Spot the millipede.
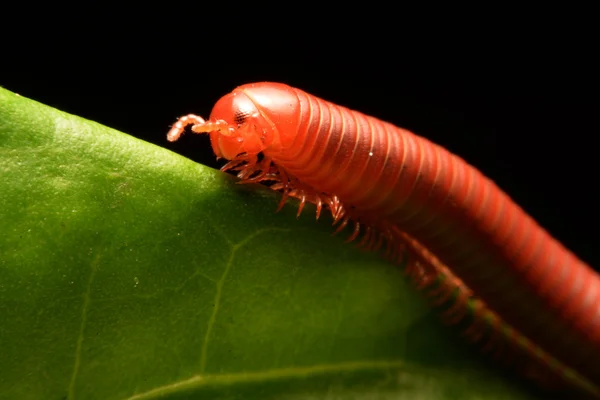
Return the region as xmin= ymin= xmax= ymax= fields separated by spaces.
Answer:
xmin=167 ymin=82 xmax=600 ymax=398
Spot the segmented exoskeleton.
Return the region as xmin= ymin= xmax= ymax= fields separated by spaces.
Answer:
xmin=167 ymin=82 xmax=600 ymax=398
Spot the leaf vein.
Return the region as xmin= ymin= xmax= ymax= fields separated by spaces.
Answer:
xmin=124 ymin=359 xmax=406 ymax=400
xmin=199 ymin=227 xmax=291 ymax=372
xmin=67 ymin=253 xmax=101 ymax=400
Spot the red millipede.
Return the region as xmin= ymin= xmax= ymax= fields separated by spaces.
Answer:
xmin=167 ymin=82 xmax=600 ymax=398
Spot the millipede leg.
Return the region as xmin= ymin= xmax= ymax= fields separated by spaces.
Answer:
xmin=297 ymin=193 xmax=307 ymax=218
xmin=345 ymin=222 xmax=361 ymax=243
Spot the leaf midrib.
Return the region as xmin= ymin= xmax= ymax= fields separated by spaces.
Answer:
xmin=125 ymin=359 xmax=408 ymax=400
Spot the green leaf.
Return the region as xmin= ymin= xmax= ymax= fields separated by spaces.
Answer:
xmin=0 ymin=87 xmax=540 ymax=400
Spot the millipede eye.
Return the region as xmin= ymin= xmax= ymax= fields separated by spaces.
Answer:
xmin=233 ymin=109 xmax=252 ymax=125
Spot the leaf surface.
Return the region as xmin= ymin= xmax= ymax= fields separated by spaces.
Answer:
xmin=0 ymin=88 xmax=539 ymax=399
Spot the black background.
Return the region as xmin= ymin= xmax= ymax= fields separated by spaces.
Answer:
xmin=2 ymin=13 xmax=598 ymax=272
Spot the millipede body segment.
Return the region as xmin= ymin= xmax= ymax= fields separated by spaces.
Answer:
xmin=167 ymin=82 xmax=600 ymax=398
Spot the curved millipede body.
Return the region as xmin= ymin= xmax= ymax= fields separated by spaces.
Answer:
xmin=167 ymin=82 xmax=600 ymax=398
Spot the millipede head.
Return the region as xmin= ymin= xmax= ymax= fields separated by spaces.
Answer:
xmin=168 ymin=82 xmax=305 ymax=163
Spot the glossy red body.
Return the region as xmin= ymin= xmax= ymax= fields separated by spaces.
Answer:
xmin=175 ymin=82 xmax=600 ymax=394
